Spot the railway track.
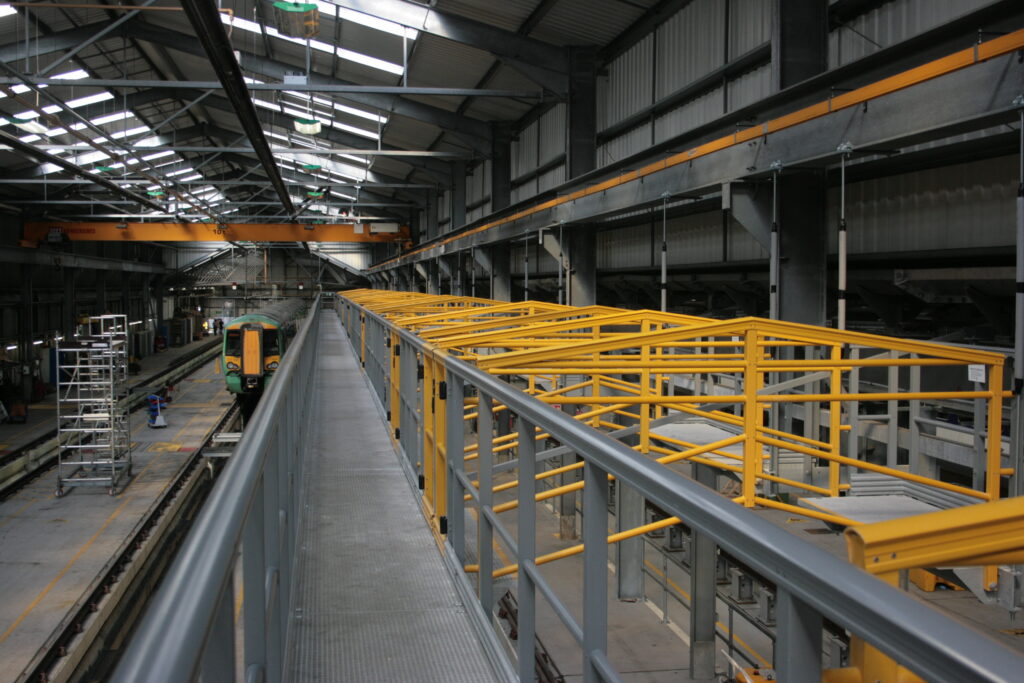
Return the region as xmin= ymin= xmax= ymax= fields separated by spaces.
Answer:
xmin=15 ymin=397 xmax=242 ymax=683
xmin=0 ymin=339 xmax=221 ymax=500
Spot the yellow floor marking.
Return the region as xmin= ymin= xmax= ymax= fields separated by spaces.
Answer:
xmin=190 ymin=379 xmax=212 ymax=384
xmin=0 ymin=497 xmax=40 ymax=530
xmin=643 ymin=559 xmax=770 ymax=668
xmin=147 ymin=442 xmax=182 ymax=453
xmin=0 ymin=494 xmax=137 ymax=644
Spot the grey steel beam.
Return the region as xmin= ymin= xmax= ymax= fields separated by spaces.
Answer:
xmin=373 ymin=52 xmax=1023 ymax=269
xmin=0 ymin=23 xmax=101 ymax=65
xmin=0 ymin=179 xmax=434 ymax=188
xmin=328 ymin=0 xmax=568 ymax=74
xmin=0 ymin=128 xmax=167 ymax=212
xmin=37 ymin=0 xmax=159 ymax=77
xmin=5 ymin=199 xmax=413 ymax=207
xmin=0 ymin=245 xmax=166 ymax=273
xmin=125 ymin=21 xmax=493 ymax=153
xmin=180 ymin=0 xmax=294 ymax=216
xmin=771 ymin=0 xmax=829 ymax=90
xmin=0 ymin=77 xmax=544 ymax=99
xmin=22 ymin=144 xmax=472 ymax=158
xmin=491 ymin=123 xmax=512 ymax=212
xmin=566 ymin=47 xmax=597 ymax=179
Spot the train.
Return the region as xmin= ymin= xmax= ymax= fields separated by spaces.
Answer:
xmin=221 ymin=299 xmax=305 ymax=395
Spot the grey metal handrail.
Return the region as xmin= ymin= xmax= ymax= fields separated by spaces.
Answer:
xmin=113 ymin=296 xmax=321 ymax=683
xmin=350 ymin=299 xmax=1024 ymax=683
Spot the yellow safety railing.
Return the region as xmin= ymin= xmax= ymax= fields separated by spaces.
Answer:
xmin=342 ymin=289 xmax=1013 ymax=589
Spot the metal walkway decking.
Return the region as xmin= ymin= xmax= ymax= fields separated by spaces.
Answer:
xmin=284 ymin=313 xmax=500 ymax=682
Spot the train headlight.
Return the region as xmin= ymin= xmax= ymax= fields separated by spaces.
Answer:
xmin=266 ymin=361 xmax=279 ymax=371
xmin=226 ymin=361 xmax=239 ymax=371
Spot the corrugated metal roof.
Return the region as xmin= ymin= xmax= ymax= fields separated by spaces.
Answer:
xmin=529 ymin=0 xmax=655 ymax=46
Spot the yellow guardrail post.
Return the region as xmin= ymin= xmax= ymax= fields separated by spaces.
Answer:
xmin=742 ymin=327 xmax=760 ymax=507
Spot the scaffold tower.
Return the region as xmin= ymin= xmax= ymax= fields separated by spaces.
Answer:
xmin=55 ymin=314 xmax=132 ymax=496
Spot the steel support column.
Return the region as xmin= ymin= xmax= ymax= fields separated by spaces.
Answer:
xmin=775 ymin=588 xmax=823 ymax=682
xmin=771 ymin=0 xmax=828 ymax=91
xmin=451 ymin=161 xmax=467 ymax=233
xmin=490 ymin=245 xmax=512 ymax=302
xmin=491 ymin=123 xmax=512 ymax=212
xmin=777 ymin=172 xmax=827 ymax=325
xmin=567 ymin=47 xmax=597 ymax=179
xmin=569 ymin=228 xmax=597 ymax=306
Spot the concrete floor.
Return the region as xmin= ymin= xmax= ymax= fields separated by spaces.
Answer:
xmin=0 ymin=355 xmax=232 ymax=680
xmin=0 ymin=336 xmax=218 ymax=458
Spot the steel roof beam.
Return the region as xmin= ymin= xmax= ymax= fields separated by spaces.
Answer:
xmin=180 ymin=0 xmax=295 ymax=216
xmin=328 ymin=0 xmax=568 ymax=74
xmin=0 ymin=245 xmax=166 ymax=273
xmin=126 ymin=21 xmax=494 ymax=153
xmin=0 ymin=77 xmax=544 ymax=99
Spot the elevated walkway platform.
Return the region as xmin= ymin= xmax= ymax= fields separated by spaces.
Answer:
xmin=284 ymin=313 xmax=501 ymax=682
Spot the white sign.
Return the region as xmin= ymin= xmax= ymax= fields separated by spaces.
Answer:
xmin=967 ymin=364 xmax=986 ymax=384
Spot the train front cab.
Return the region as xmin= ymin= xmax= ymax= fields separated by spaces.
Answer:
xmin=224 ymin=321 xmax=282 ymax=393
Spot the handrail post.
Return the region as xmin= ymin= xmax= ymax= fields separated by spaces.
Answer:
xmin=742 ymin=328 xmax=759 ymax=506
xmin=446 ymin=371 xmax=466 ymax=562
xmin=582 ymin=458 xmax=609 ymax=683
xmin=517 ymin=415 xmax=538 ymax=683
xmin=775 ymin=587 xmax=822 ymax=682
xmin=478 ymin=393 xmax=495 ymax=614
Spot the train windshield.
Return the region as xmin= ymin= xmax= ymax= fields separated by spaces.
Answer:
xmin=225 ymin=330 xmax=241 ymax=356
xmin=263 ymin=329 xmax=279 ymax=355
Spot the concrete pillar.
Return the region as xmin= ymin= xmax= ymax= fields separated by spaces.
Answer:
xmin=567 ymin=47 xmax=597 ymax=179
xmin=491 ymin=123 xmax=512 ymax=212
xmin=778 ymin=172 xmax=827 ymax=326
xmin=489 ymin=245 xmax=512 ymax=302
xmin=451 ymin=161 xmax=467 ymax=232
xmin=771 ymin=0 xmax=828 ymax=91
xmin=569 ymin=228 xmax=597 ymax=306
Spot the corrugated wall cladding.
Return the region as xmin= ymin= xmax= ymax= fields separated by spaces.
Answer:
xmin=163 ymin=243 xmax=222 ymax=270
xmin=538 ymin=104 xmax=567 ymax=166
xmin=728 ymin=0 xmax=772 ymax=58
xmin=726 ymin=63 xmax=771 ymax=111
xmin=466 ymin=160 xmax=491 ymax=205
xmin=655 ymin=0 xmax=726 ymax=99
xmin=512 ymin=121 xmax=538 ymax=179
xmin=537 ymin=165 xmax=566 ymax=193
xmin=653 ymin=88 xmax=722 ymax=144
xmin=510 ymin=243 xmax=558 ymax=275
xmin=438 ymin=189 xmax=451 ymax=222
xmin=598 ymin=123 xmax=651 ymax=167
xmin=598 ymin=212 xmax=769 ymax=270
xmin=827 ymin=155 xmax=1017 ymax=254
xmin=828 ymin=0 xmax=992 ymax=67
xmin=511 ymin=178 xmax=538 ymax=205
xmin=599 ymin=35 xmax=654 ymax=129
xmin=330 ymin=251 xmax=372 ymax=271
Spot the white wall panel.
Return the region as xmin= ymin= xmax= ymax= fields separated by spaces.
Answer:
xmin=655 ymin=0 xmax=725 ymax=99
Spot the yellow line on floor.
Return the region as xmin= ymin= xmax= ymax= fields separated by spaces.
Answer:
xmin=0 ymin=497 xmax=40 ymax=530
xmin=643 ymin=559 xmax=770 ymax=668
xmin=0 ymin=494 xmax=136 ymax=644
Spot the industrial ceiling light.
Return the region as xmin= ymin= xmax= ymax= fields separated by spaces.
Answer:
xmin=147 ymin=189 xmax=166 ymax=198
xmin=302 ymin=163 xmax=322 ymax=171
xmin=272 ymin=1 xmax=319 ymax=39
xmin=2 ymin=115 xmax=49 ymax=135
xmin=306 ymin=190 xmax=324 ymax=199
xmin=95 ymin=165 xmax=116 ymax=173
xmin=294 ymin=117 xmax=321 ymax=135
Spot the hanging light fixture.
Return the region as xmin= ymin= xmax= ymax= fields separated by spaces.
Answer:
xmin=294 ymin=117 xmax=321 ymax=135
xmin=3 ymin=115 xmax=48 ymax=135
xmin=272 ymin=1 xmax=319 ymax=38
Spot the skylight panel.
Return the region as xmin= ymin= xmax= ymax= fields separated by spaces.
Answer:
xmin=222 ymin=13 xmax=404 ymax=76
xmin=178 ymin=173 xmax=203 ymax=182
xmin=141 ymin=150 xmax=174 ymax=161
xmin=0 ymin=6 xmax=18 ymax=18
xmin=89 ymin=111 xmax=133 ymax=126
xmin=165 ymin=167 xmax=195 ymax=177
xmin=63 ymin=91 xmax=115 ymax=109
xmin=53 ymin=69 xmax=89 ymax=81
xmin=134 ymin=135 xmax=163 ymax=147
xmin=321 ymin=2 xmax=419 ymax=40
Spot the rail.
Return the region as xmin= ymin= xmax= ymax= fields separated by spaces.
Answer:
xmin=341 ymin=289 xmax=1023 ymax=682
xmin=111 ymin=295 xmax=321 ymax=683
